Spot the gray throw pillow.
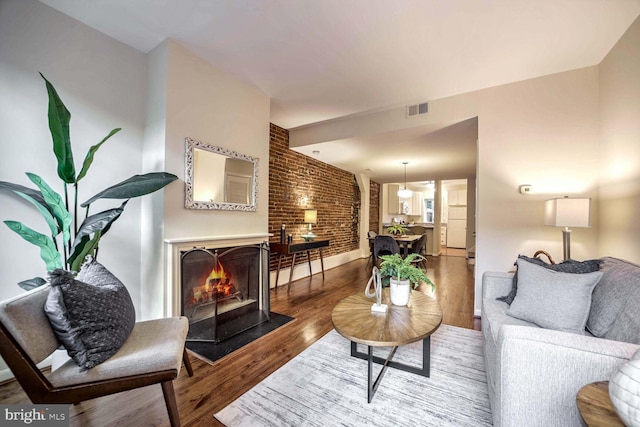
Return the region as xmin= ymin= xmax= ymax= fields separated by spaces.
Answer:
xmin=506 ymin=259 xmax=603 ymax=335
xmin=497 ymin=255 xmax=602 ymax=305
xmin=44 ymin=258 xmax=135 ymax=370
xmin=587 ymin=257 xmax=640 ymax=343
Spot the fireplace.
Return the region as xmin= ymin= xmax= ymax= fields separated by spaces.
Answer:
xmin=180 ymin=242 xmax=270 ymax=342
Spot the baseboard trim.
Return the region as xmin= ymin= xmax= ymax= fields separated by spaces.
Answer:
xmin=269 ymin=250 xmax=361 ymax=288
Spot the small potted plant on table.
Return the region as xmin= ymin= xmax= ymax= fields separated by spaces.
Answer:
xmin=386 ymin=224 xmax=408 ymax=236
xmin=378 ymin=253 xmax=434 ymax=306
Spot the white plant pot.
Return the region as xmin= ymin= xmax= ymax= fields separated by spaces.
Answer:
xmin=390 ymin=278 xmax=411 ymax=306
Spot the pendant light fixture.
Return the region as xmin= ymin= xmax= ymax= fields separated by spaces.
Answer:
xmin=397 ymin=162 xmax=413 ymax=198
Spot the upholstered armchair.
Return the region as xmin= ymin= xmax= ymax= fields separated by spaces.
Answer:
xmin=0 ymin=285 xmax=193 ymax=427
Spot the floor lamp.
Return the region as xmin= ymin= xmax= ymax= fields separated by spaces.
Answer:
xmin=544 ymin=197 xmax=591 ymax=261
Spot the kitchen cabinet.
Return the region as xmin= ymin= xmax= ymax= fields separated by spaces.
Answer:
xmin=388 ymin=184 xmax=400 ymax=213
xmin=399 ymin=191 xmax=422 ymax=215
xmin=411 ymin=192 xmax=423 ymax=216
xmin=388 ymin=186 xmax=423 ymax=215
xmin=447 ymin=189 xmax=467 ymax=206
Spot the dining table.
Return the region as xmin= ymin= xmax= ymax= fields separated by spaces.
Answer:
xmin=370 ymin=234 xmax=421 ymax=257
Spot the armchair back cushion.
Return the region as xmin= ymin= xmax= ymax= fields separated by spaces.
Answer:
xmin=0 ymin=285 xmax=58 ymax=364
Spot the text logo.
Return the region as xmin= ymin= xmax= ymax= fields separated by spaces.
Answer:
xmin=1 ymin=405 xmax=68 ymax=426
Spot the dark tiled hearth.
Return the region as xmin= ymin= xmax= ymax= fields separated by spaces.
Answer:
xmin=186 ymin=312 xmax=294 ymax=364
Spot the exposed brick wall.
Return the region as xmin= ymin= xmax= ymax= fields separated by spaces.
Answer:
xmin=369 ymin=180 xmax=380 ymax=234
xmin=269 ymin=123 xmax=360 ymax=271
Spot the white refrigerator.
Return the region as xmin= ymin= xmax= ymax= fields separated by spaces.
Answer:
xmin=447 ymin=206 xmax=467 ymax=248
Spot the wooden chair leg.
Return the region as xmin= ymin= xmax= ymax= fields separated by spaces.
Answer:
xmin=161 ymin=381 xmax=181 ymax=427
xmin=183 ymin=348 xmax=194 ymax=377
xmin=365 ymin=253 xmax=373 ymax=270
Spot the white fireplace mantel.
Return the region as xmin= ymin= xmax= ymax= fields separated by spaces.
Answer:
xmin=164 ymin=233 xmax=272 ymax=317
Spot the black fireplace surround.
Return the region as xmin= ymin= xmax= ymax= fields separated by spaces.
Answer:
xmin=180 ymin=242 xmax=270 ymax=342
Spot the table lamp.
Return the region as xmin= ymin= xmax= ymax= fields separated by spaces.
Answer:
xmin=302 ymin=209 xmax=317 ymax=241
xmin=544 ymin=197 xmax=591 ymax=260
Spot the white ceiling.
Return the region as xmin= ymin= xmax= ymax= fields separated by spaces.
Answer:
xmin=39 ymin=0 xmax=640 ymax=184
xmin=295 ymin=117 xmax=478 ymax=184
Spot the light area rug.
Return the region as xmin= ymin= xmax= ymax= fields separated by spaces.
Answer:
xmin=215 ymin=324 xmax=492 ymax=426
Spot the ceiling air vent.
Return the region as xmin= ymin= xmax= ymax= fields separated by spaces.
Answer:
xmin=406 ymin=102 xmax=429 ymax=118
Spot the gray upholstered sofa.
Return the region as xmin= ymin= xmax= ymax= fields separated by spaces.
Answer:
xmin=482 ymin=257 xmax=640 ymax=427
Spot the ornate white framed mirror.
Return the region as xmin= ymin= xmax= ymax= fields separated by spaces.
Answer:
xmin=184 ymin=137 xmax=258 ymax=211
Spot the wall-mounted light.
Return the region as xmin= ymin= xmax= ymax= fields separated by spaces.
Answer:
xmin=397 ymin=162 xmax=413 ymax=198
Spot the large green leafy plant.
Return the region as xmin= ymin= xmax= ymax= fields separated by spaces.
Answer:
xmin=1 ymin=74 xmax=177 ymax=290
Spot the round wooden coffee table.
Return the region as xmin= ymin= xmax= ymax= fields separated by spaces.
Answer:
xmin=331 ymin=288 xmax=443 ymax=402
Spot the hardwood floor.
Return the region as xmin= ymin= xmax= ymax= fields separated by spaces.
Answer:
xmin=0 ymin=255 xmax=478 ymax=426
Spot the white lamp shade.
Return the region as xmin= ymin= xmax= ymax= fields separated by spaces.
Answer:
xmin=398 ymin=188 xmax=413 ymax=198
xmin=544 ymin=198 xmax=591 ymax=228
xmin=304 ymin=209 xmax=317 ymax=224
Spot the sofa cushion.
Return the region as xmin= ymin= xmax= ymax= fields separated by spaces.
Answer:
xmin=44 ymin=258 xmax=136 ymax=370
xmin=497 ymin=255 xmax=602 ymax=305
xmin=587 ymin=257 xmax=640 ymax=344
xmin=506 ymin=259 xmax=603 ymax=335
xmin=483 ymin=298 xmax=538 ymax=345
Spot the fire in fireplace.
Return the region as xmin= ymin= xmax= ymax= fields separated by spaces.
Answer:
xmin=180 ymin=242 xmax=270 ymax=342
xmin=186 ymin=263 xmax=242 ymax=319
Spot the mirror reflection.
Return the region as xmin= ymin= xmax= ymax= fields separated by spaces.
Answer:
xmin=185 ymin=138 xmax=258 ymax=211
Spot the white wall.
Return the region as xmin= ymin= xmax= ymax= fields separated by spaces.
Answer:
xmin=355 ymin=173 xmax=371 ymax=259
xmin=290 ymin=66 xmax=602 ymax=316
xmin=474 ymin=68 xmax=600 ymax=314
xmin=138 ymin=41 xmax=271 ymax=318
xmin=140 ymin=40 xmax=169 ymax=320
xmin=0 ymin=0 xmax=146 ymax=377
xmin=0 ymin=0 xmax=147 ymax=307
xmin=163 ymin=41 xmax=270 ymax=240
xmin=599 ymin=15 xmax=640 ymax=261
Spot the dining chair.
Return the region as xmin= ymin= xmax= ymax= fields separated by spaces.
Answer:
xmin=373 ymin=235 xmax=400 ymax=267
xmin=408 ymin=225 xmax=427 ymax=235
xmin=410 ymin=234 xmax=428 ymax=269
xmin=0 ymin=285 xmax=193 ymax=427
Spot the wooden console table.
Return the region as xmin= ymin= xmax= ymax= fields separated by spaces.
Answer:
xmin=271 ymin=239 xmax=329 ymax=291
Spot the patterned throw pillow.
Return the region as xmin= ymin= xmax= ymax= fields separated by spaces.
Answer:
xmin=497 ymin=255 xmax=602 ymax=305
xmin=44 ymin=257 xmax=135 ymax=370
